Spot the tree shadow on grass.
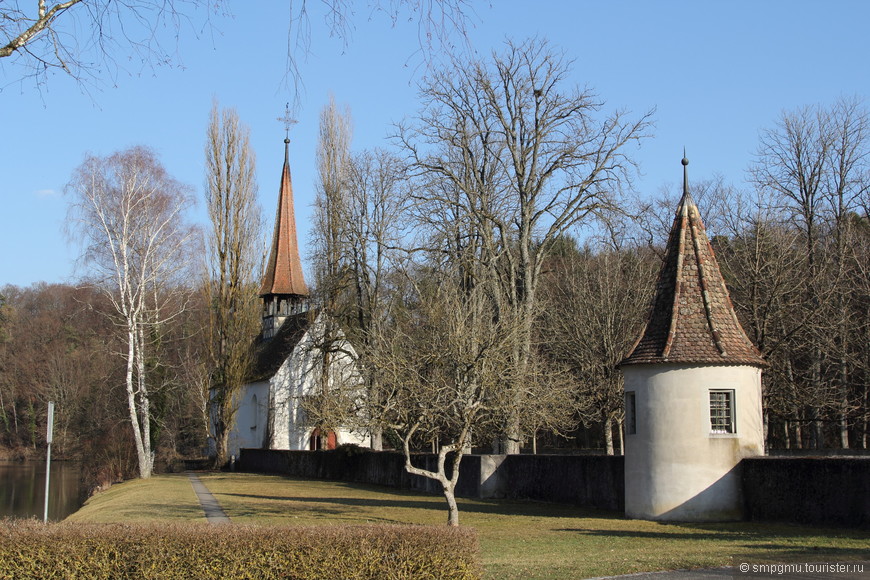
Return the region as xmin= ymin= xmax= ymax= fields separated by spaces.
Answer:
xmin=222 ymin=500 xmax=410 ymax=525
xmin=212 ymin=474 xmax=626 ymax=518
xmin=83 ymin=501 xmax=207 ymax=522
xmin=220 ymin=493 xmax=442 ymax=512
xmin=556 ymin=523 xmax=870 ymax=550
xmin=219 ymin=493 xmax=481 ymax=524
xmin=552 ymin=527 xmax=870 ymax=573
xmin=217 ymin=489 xmax=627 ymax=522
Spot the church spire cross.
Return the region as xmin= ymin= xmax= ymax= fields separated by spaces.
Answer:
xmin=278 ymin=103 xmax=297 ymax=143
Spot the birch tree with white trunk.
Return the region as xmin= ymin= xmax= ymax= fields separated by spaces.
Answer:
xmin=66 ymin=146 xmax=196 ymax=478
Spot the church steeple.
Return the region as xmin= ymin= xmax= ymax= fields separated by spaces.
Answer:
xmin=620 ymin=155 xmax=765 ymax=367
xmin=260 ymin=109 xmax=309 ymax=339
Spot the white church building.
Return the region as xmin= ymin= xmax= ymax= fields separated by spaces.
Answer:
xmin=221 ymin=132 xmax=370 ymax=459
xmin=619 ymin=156 xmax=767 ymax=521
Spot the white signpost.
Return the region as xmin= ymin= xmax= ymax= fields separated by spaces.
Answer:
xmin=43 ymin=401 xmax=54 ymax=523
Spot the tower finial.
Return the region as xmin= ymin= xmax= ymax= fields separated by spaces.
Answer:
xmin=278 ymin=102 xmax=297 ymax=144
xmin=681 ymin=149 xmax=689 ymax=198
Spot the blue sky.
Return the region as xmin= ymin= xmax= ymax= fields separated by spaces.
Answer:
xmin=2 ymin=0 xmax=869 ymax=288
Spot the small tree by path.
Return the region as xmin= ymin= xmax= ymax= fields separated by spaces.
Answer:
xmin=377 ymin=276 xmax=517 ymax=527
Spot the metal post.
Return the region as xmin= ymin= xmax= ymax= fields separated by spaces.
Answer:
xmin=43 ymin=401 xmax=54 ymax=523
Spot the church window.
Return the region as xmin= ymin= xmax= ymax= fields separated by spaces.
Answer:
xmin=625 ymin=392 xmax=637 ymax=435
xmin=709 ymin=390 xmax=735 ymax=434
xmin=250 ymin=394 xmax=258 ymax=431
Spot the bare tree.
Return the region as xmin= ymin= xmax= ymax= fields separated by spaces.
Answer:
xmin=851 ymin=216 xmax=870 ymax=448
xmin=497 ymin=347 xmax=577 ymax=455
xmin=0 ymin=292 xmax=7 ymax=344
xmin=539 ymin=236 xmax=656 ymax=455
xmin=398 ymin=37 xmax=652 ymax=453
xmin=751 ymin=103 xmax=831 ymax=449
xmin=284 ymin=0 xmax=474 ymax=102
xmin=1 ymin=0 xmax=217 ymax=89
xmin=305 ymin=95 xmax=355 ymax=448
xmin=341 ymin=148 xmax=409 ymax=449
xmin=377 ymin=271 xmax=516 ymax=527
xmin=204 ymin=102 xmax=263 ymax=467
xmin=3 ymin=1 xmax=476 ymax=95
xmin=704 ymin=186 xmax=809 ymax=448
xmin=308 ymin=93 xmax=414 ymax=451
xmin=312 ymin=94 xmax=352 ymax=314
xmin=749 ymin=98 xmax=870 ymax=448
xmin=65 ymin=146 xmax=196 ymax=478
xmin=822 ymin=97 xmax=870 ymax=448
xmin=0 ymin=0 xmax=480 ymax=115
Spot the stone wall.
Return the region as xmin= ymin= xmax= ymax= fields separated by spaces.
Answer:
xmin=742 ymin=456 xmax=870 ymax=528
xmin=239 ymin=449 xmax=869 ymax=527
xmin=239 ymin=448 xmax=623 ymax=510
xmin=499 ymin=454 xmax=624 ymax=510
xmin=239 ymin=447 xmax=480 ymax=496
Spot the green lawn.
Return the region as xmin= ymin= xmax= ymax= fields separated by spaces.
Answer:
xmin=69 ymin=472 xmax=870 ymax=579
xmin=65 ymin=473 xmax=207 ymax=524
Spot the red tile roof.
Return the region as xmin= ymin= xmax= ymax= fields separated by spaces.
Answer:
xmin=260 ymin=139 xmax=309 ymax=298
xmin=620 ymin=159 xmax=766 ymax=368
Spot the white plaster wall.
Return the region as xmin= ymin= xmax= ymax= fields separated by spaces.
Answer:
xmin=335 ymin=426 xmax=370 ymax=448
xmin=268 ymin=312 xmax=371 ymax=451
xmin=225 ymin=381 xmax=270 ymax=460
xmin=623 ymin=363 xmax=764 ymax=521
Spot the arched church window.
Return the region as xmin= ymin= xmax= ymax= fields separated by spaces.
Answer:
xmin=250 ymin=394 xmax=258 ymax=432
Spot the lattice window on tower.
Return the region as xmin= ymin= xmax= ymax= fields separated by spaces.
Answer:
xmin=709 ymin=390 xmax=735 ymax=434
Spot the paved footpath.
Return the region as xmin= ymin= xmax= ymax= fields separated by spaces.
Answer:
xmin=186 ymin=471 xmax=230 ymax=524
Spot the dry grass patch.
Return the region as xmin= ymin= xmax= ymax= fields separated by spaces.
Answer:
xmin=65 ymin=473 xmax=205 ymax=523
xmin=203 ymin=473 xmax=447 ymax=526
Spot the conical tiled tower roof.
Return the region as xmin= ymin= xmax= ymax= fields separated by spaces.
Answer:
xmin=260 ymin=138 xmax=308 ymax=298
xmin=620 ymin=157 xmax=765 ymax=367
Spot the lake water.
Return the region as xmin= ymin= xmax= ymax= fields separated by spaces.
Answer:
xmin=0 ymin=461 xmax=84 ymax=521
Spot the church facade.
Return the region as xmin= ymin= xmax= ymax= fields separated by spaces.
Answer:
xmin=220 ymin=132 xmax=369 ymax=460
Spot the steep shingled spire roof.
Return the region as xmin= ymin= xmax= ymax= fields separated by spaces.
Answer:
xmin=619 ymin=156 xmax=765 ymax=367
xmin=259 ymin=136 xmax=308 ymax=298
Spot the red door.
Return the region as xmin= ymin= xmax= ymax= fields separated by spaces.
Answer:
xmin=309 ymin=428 xmax=338 ymax=450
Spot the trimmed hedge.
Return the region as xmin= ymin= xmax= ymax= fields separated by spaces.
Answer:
xmin=0 ymin=520 xmax=481 ymax=579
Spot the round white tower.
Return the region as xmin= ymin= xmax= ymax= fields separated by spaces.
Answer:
xmin=619 ymin=156 xmax=766 ymax=521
